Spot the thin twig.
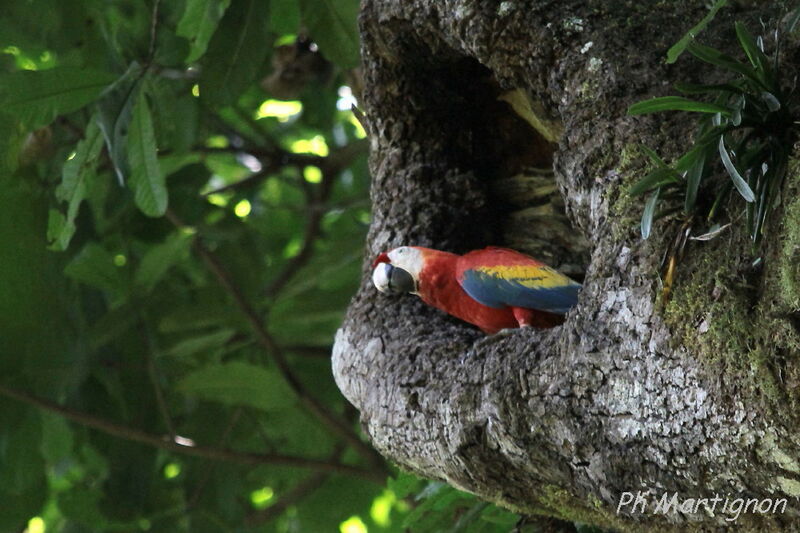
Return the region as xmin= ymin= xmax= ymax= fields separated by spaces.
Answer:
xmin=146 ymin=0 xmax=162 ymax=66
xmin=0 ymin=382 xmax=384 ymax=483
xmin=137 ymin=310 xmax=177 ymax=439
xmin=244 ymin=444 xmax=345 ymax=527
xmin=164 ymin=210 xmax=388 ymax=474
xmin=202 ymin=168 xmax=274 ymax=196
xmin=264 ymin=200 xmax=326 ymax=297
xmin=283 ymin=345 xmax=332 ymax=358
xmin=188 ymin=408 xmax=244 ymax=509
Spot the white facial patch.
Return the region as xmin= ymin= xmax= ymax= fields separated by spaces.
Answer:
xmin=387 ymin=246 xmax=424 ymax=282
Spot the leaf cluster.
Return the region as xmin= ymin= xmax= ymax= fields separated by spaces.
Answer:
xmin=628 ymin=20 xmax=794 ymax=245
xmin=0 ymin=0 xmax=552 ymax=531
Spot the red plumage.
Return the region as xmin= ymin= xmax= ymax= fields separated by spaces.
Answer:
xmin=372 ymin=246 xmax=580 ymax=334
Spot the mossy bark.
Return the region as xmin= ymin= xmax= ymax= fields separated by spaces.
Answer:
xmin=333 ymin=1 xmax=800 ymax=531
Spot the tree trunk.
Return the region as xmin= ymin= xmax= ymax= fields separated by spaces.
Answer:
xmin=332 ymin=1 xmax=800 ymax=531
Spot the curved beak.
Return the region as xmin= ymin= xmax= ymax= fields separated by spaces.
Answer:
xmin=371 ymin=262 xmax=417 ymax=295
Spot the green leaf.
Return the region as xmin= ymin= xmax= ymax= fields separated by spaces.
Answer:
xmin=177 ymin=0 xmax=232 ymax=62
xmin=640 ymin=144 xmax=668 ymax=168
xmin=200 ymin=0 xmax=270 ymax=105
xmin=177 ymin=361 xmax=294 ymax=411
xmin=49 ymin=117 xmax=105 ymax=251
xmin=271 ymin=0 xmax=301 ymax=34
xmin=0 ymin=67 xmax=117 ymax=128
xmin=641 ymin=188 xmax=660 ymax=239
xmin=39 ymin=412 xmax=75 ymax=463
xmin=127 ymin=90 xmax=167 ymax=217
xmin=134 ymin=231 xmax=192 ymax=290
xmin=0 ymin=112 xmax=23 ymax=175
xmin=686 ymin=41 xmax=765 ymax=88
xmin=387 ymin=473 xmax=426 ymax=499
xmin=0 ymin=412 xmax=45 ymax=492
xmin=299 ymin=0 xmax=360 ymax=69
xmin=64 ymin=242 xmax=126 ymax=298
xmin=628 ymin=96 xmax=731 ymax=116
xmin=58 ymin=487 xmax=110 ymax=528
xmin=718 ymin=136 xmax=754 ymax=202
xmin=629 ymin=167 xmax=680 ymax=196
xmin=96 ymin=64 xmax=143 ymax=185
xmin=734 ymin=21 xmax=770 ymax=79
xmin=684 ymin=150 xmax=706 ymax=214
xmin=165 ymin=328 xmax=237 ymax=358
xmin=674 ymin=82 xmax=746 ymax=95
xmin=788 ymin=5 xmax=800 ymax=34
xmin=760 ymin=91 xmax=781 ymax=112
xmin=666 ymin=0 xmax=727 ymax=64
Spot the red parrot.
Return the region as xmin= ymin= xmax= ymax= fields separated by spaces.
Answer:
xmin=371 ymin=246 xmax=581 ymax=334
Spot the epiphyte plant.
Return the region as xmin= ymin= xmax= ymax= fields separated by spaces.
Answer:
xmin=627 ymin=18 xmax=794 ymax=248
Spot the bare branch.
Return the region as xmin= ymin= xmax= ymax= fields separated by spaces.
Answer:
xmin=284 ymin=345 xmax=332 ymax=358
xmin=137 ymin=310 xmax=177 ymax=439
xmin=165 ymin=209 xmax=389 ymax=475
xmin=244 ymin=445 xmax=345 ymax=527
xmin=0 ymin=383 xmax=384 ymax=483
xmin=188 ymin=408 xmax=244 ymax=509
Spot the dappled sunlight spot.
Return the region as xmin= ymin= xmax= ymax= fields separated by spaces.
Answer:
xmin=67 ymin=151 xmax=76 ymax=161
xmin=113 ymin=254 xmax=127 ymax=267
xmin=303 ymin=165 xmax=322 ymax=183
xmin=256 ymin=99 xmax=302 ymax=122
xmin=275 ymin=34 xmax=297 ymax=46
xmin=283 ymin=237 xmax=302 ymax=258
xmin=339 ymin=516 xmax=368 ymax=533
xmin=337 ymin=85 xmax=357 ymax=110
xmin=356 ymin=210 xmax=371 ymax=225
xmin=163 ymin=462 xmax=181 ymax=479
xmin=291 ymin=135 xmax=329 ymax=156
xmin=25 ymin=517 xmax=45 ymax=533
xmin=3 ymin=46 xmax=39 ymax=70
xmin=191 ymin=84 xmax=200 ymax=97
xmin=250 ymin=486 xmax=274 ymax=509
xmin=205 ymin=135 xmax=228 ymax=148
xmin=240 ymin=154 xmax=262 ymax=172
xmin=138 ymin=518 xmax=151 ymax=531
xmin=207 ymin=193 xmax=230 ymax=207
xmin=370 ymin=490 xmax=396 ymax=527
xmin=346 ymin=112 xmax=367 ymax=139
xmin=173 ymin=435 xmax=195 ymax=446
xmin=234 ymin=199 xmax=252 ymax=218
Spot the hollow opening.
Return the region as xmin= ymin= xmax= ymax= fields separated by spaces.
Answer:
xmin=422 ymin=57 xmax=590 ymax=281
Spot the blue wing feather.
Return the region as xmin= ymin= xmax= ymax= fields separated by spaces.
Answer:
xmin=459 ymin=267 xmax=581 ymax=314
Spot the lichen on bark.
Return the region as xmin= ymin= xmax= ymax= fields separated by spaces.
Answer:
xmin=333 ymin=1 xmax=800 ymax=530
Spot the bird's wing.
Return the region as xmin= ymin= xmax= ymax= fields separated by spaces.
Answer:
xmin=456 ymin=247 xmax=581 ymax=314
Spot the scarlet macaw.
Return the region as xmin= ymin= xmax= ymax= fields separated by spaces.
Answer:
xmin=371 ymin=246 xmax=581 ymax=334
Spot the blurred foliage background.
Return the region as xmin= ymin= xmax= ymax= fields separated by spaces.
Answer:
xmin=0 ymin=0 xmax=538 ymax=531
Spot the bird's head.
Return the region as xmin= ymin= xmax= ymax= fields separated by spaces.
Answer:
xmin=371 ymin=246 xmax=424 ymax=295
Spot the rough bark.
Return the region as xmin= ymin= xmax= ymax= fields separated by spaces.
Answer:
xmin=332 ymin=1 xmax=800 ymax=531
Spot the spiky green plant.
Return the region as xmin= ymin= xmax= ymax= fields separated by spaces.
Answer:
xmin=628 ymin=20 xmax=794 ymax=246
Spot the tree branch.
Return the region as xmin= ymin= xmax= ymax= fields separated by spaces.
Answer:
xmin=137 ymin=310 xmax=177 ymax=439
xmin=0 ymin=382 xmax=384 ymax=483
xmin=244 ymin=444 xmax=346 ymax=527
xmin=284 ymin=345 xmax=332 ymax=358
xmin=263 ymin=141 xmax=368 ymax=297
xmin=188 ymin=408 xmax=244 ymax=509
xmin=165 ymin=209 xmax=389 ymax=475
